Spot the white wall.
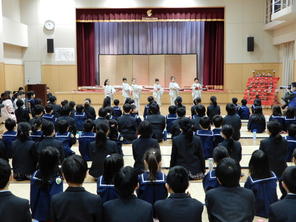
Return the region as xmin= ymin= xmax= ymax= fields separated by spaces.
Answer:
xmin=2 ymin=0 xmax=21 ymax=22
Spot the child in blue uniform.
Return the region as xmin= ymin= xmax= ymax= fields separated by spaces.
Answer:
xmin=73 ymin=104 xmax=87 ymax=131
xmin=284 ymin=107 xmax=296 ymax=131
xmin=78 ymin=119 xmax=95 ymax=161
xmin=285 ymin=124 xmax=296 ymax=162
xmin=166 ymin=105 xmax=177 ymax=134
xmin=55 ymin=119 xmax=76 ymax=157
xmin=212 ymin=115 xmax=224 ymax=147
xmin=238 ymin=99 xmax=250 ymax=120
xmin=196 ymin=116 xmax=214 ymax=159
xmin=244 ymin=150 xmax=278 ymax=218
xmin=232 ymin=97 xmax=239 ymax=113
xmin=97 ymin=154 xmax=123 ymax=203
xmin=137 ymin=149 xmax=167 ymax=204
xmin=2 ymin=118 xmax=17 ymax=158
xmin=111 ymin=99 xmax=122 ymax=120
xmin=42 ymin=104 xmax=56 ymax=123
xmin=202 ymin=146 xmax=229 ymax=191
xmin=30 ymin=117 xmax=43 ymax=142
xmin=30 ymin=146 xmax=63 ymax=222
xmin=248 ymin=106 xmax=266 ymax=133
xmin=269 ymin=105 xmax=285 ymax=130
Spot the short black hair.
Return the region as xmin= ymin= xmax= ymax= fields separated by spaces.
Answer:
xmin=288 ymin=124 xmax=296 ymax=137
xmin=232 ymin=97 xmax=238 ymax=104
xmin=199 ymin=116 xmax=211 ymax=130
xmin=216 ymin=157 xmax=241 ymax=187
xmin=168 ymin=105 xmax=177 ymax=114
xmin=45 ymin=104 xmax=53 ymax=114
xmin=76 ymin=104 xmax=84 ymax=113
xmin=147 ymin=96 xmax=154 ymax=103
xmin=69 ymin=101 xmax=76 ymax=109
xmin=56 ymin=119 xmax=69 ymax=134
xmin=213 ymin=115 xmax=223 ymax=128
xmin=149 ymin=103 xmax=159 ymax=114
xmin=42 ymin=120 xmax=55 ymax=136
xmin=16 ymin=99 xmax=24 ymax=108
xmin=196 ymin=104 xmax=206 ymax=117
xmin=60 ymin=105 xmax=71 ymax=116
xmin=83 ymin=119 xmax=94 ymax=132
xmin=62 ymin=155 xmax=87 ymax=184
xmin=103 ymin=154 xmax=124 ymax=184
xmin=137 ymin=120 xmax=152 ymax=138
xmin=122 ymin=77 xmax=127 ymax=81
xmin=167 ymin=166 xmax=189 ymax=193
xmin=226 ymin=103 xmax=236 ymax=115
xmin=241 ymin=99 xmax=247 ymax=106
xmin=282 ymin=166 xmax=296 ymax=193
xmin=114 ymin=166 xmax=138 ymax=198
xmin=61 ymin=100 xmax=69 ymax=106
xmin=113 ymin=99 xmax=120 ymax=106
xmin=177 ymin=107 xmax=186 ymax=118
xmin=123 ymin=103 xmax=132 ymax=113
xmin=272 ymin=105 xmax=282 ymax=116
xmin=34 ymin=105 xmax=45 ymax=116
xmin=213 ymin=146 xmax=229 ymax=164
xmin=0 ymin=158 xmax=11 ymax=189
xmin=221 ymin=124 xmax=233 ymax=139
xmin=98 ymin=107 xmax=107 ymax=118
xmin=5 ymin=118 xmax=16 ymax=131
xmin=48 ymin=96 xmax=57 ymax=103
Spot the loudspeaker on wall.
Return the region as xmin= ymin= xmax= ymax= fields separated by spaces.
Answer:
xmin=47 ymin=39 xmax=54 ymax=53
xmin=247 ymin=37 xmax=254 ymax=52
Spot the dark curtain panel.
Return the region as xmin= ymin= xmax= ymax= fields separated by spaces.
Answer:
xmin=77 ymin=23 xmax=96 ymax=86
xmin=203 ymin=21 xmax=224 ymax=88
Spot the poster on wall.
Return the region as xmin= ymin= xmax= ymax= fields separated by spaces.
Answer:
xmin=55 ymin=48 xmax=75 ymax=62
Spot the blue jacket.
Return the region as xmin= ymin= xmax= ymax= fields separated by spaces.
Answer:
xmin=212 ymin=128 xmax=223 ymax=148
xmin=2 ymin=130 xmax=17 ymax=158
xmin=73 ymin=112 xmax=87 ymax=131
xmin=285 ymin=135 xmax=296 ymax=161
xmin=269 ymin=115 xmax=285 ymax=129
xmin=55 ymin=132 xmax=75 ymax=157
xmin=244 ymin=172 xmax=278 ymax=218
xmin=284 ymin=117 xmax=296 ymax=131
xmin=96 ymin=175 xmax=118 ymax=203
xmin=30 ymin=130 xmax=43 ymax=142
xmin=196 ymin=130 xmax=214 ymax=159
xmin=202 ymin=170 xmax=220 ymax=192
xmin=42 ymin=114 xmax=56 ymax=123
xmin=238 ymin=105 xmax=250 ymax=120
xmin=288 ymin=91 xmax=296 ymax=109
xmin=111 ymin=106 xmax=122 ymax=119
xmin=78 ymin=132 xmax=96 ymax=161
xmin=166 ymin=114 xmax=177 ymax=134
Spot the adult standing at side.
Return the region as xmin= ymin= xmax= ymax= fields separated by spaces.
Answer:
xmin=169 ymin=76 xmax=180 ymax=105
xmin=122 ymin=77 xmax=131 ymax=102
xmin=131 ymin=78 xmax=143 ymax=110
xmin=104 ymin=79 xmax=116 ymax=102
xmin=153 ymin=78 xmax=164 ymax=106
xmin=191 ymin=78 xmax=202 ymax=101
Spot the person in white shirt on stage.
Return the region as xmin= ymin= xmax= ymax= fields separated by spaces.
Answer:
xmin=192 ymin=77 xmax=202 ymax=101
xmin=122 ymin=77 xmax=131 ymax=101
xmin=169 ymin=76 xmax=180 ymax=105
xmin=131 ymin=78 xmax=142 ymax=109
xmin=104 ymin=79 xmax=116 ymax=102
xmin=153 ymin=78 xmax=164 ymax=106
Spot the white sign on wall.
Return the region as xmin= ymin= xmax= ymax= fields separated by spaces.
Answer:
xmin=55 ymin=48 xmax=75 ymax=62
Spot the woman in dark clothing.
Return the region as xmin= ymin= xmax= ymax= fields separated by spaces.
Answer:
xmin=207 ymin=96 xmax=221 ymax=122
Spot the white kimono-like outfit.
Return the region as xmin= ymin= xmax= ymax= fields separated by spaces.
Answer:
xmin=169 ymin=82 xmax=180 ymax=105
xmin=104 ymin=85 xmax=116 ymax=101
xmin=131 ymin=84 xmax=143 ymax=109
xmin=153 ymin=83 xmax=164 ymax=106
xmin=192 ymin=83 xmax=202 ymax=100
xmin=122 ymin=83 xmax=131 ymax=101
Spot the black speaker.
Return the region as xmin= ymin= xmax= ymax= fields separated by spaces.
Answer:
xmin=247 ymin=37 xmax=254 ymax=52
xmin=47 ymin=39 xmax=54 ymax=53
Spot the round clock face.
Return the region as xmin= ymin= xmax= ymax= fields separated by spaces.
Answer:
xmin=44 ymin=20 xmax=55 ymax=31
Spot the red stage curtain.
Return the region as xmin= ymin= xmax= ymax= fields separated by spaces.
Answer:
xmin=76 ymin=8 xmax=224 ymax=22
xmin=203 ymin=21 xmax=224 ymax=88
xmin=77 ymin=23 xmax=96 ymax=86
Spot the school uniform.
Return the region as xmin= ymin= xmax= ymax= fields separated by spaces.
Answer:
xmin=219 ymin=139 xmax=242 ymax=164
xmin=0 ymin=191 xmax=32 ymax=222
xmin=73 ymin=111 xmax=87 ymax=131
xmin=111 ymin=106 xmax=122 ymax=119
xmin=42 ymin=113 xmax=56 ymax=123
xmin=248 ymin=114 xmax=266 ymax=133
xmin=78 ymin=131 xmax=96 ymax=161
xmin=154 ymin=193 xmax=203 ymax=222
xmin=56 ymin=116 xmax=77 ymax=135
xmin=196 ymin=130 xmax=214 ymax=159
xmin=238 ymin=105 xmax=250 ymax=120
xmin=89 ymin=140 xmax=119 ymax=178
xmin=146 ymin=114 xmax=166 ymax=142
xmin=49 ymin=103 xmax=62 ymax=118
xmin=137 ymin=171 xmax=168 ymax=204
xmin=84 ymin=105 xmax=96 ymax=120
xmin=35 ymin=137 xmax=65 ymax=162
xmin=30 ymin=170 xmax=63 ymax=221
xmin=165 ymin=114 xmax=177 ymax=134
xmin=202 ymin=170 xmax=220 ymax=192
xmin=191 ymin=115 xmax=202 ymax=131
xmin=212 ymin=128 xmax=223 ymax=147
xmin=170 ymin=117 xmax=183 ymax=138
xmin=244 ymin=172 xmax=278 ymax=218
xmin=170 ymin=134 xmax=205 ymax=177
xmin=103 ymin=195 xmax=153 ymax=222
xmin=130 ymin=113 xmax=142 ymax=126
xmin=143 ymin=104 xmax=151 ymax=119
xmin=207 ymin=105 xmax=221 ymax=121
xmin=2 ymin=130 xmax=17 ymax=158
xmin=0 ymin=140 xmax=7 ymax=161
xmin=223 ymin=114 xmax=242 ymax=141
xmin=117 ymin=114 xmax=138 ymax=143
xmin=132 ymin=137 xmax=160 ymax=175
xmin=284 ymin=116 xmax=296 ymax=131
xmin=15 ymin=107 xmax=30 ymax=123
xmin=284 ymin=135 xmax=296 ymax=161
xmin=96 ymin=176 xmax=118 ymax=203
xmin=12 ymin=139 xmax=36 ymax=180
xmin=206 ymin=186 xmax=255 ymax=222
xmin=269 ymin=115 xmax=285 ymax=130
xmin=269 ymin=194 xmax=296 ymax=222
xmin=51 ymin=187 xmax=103 ymax=222
xmin=55 ymin=132 xmax=76 ymax=157
xmin=30 ymin=130 xmax=43 ymax=142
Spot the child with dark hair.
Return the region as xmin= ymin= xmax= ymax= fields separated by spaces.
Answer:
xmin=192 ymin=104 xmax=206 ymax=131
xmin=202 ymin=146 xmax=229 ymax=191
xmin=2 ymin=118 xmax=17 ymax=158
xmin=232 ymin=97 xmax=239 ymax=112
xmin=285 ymin=123 xmax=296 ymax=162
xmin=97 ymin=154 xmax=123 ymax=203
xmin=154 ymin=166 xmax=203 ymax=222
xmin=73 ymin=104 xmax=87 ymax=131
xmin=68 ymin=101 xmax=76 ymax=117
xmin=130 ymin=104 xmax=142 ymax=126
xmin=146 ymin=103 xmax=166 ymax=142
xmin=191 ymin=97 xmax=201 ymax=117
xmin=248 ymin=106 xmax=266 ymax=133
xmin=196 ymin=116 xmax=214 ymax=159
xmin=166 ymin=105 xmax=177 ymax=134
xmin=103 ymin=166 xmax=153 ymax=222
xmin=108 ymin=119 xmax=123 ymax=155
xmin=56 ymin=105 xmax=77 ymax=135
xmin=269 ymin=105 xmax=285 ymax=130
xmin=251 ymin=98 xmax=262 ymax=114
xmin=30 ymin=104 xmax=44 ymax=119
xmin=42 ymin=104 xmax=56 ymax=124
xmin=212 ymin=115 xmax=224 ymax=147
xmin=174 ymin=96 xmax=185 ymax=110
xmin=78 ymin=119 xmax=95 ymax=161
xmin=143 ymin=96 xmax=155 ymax=119
xmin=223 ymin=103 xmax=242 ymax=141
xmin=11 ymin=122 xmax=36 ymax=181
xmin=30 ymin=117 xmax=43 ymax=142
xmin=284 ymin=107 xmax=296 ymax=131
xmin=26 ymin=91 xmax=36 ymax=113
xmin=170 ymin=107 xmax=186 ymax=138
xmin=207 ymin=96 xmax=221 ymax=122
xmin=244 ymin=150 xmax=278 ymax=218
xmin=30 ymin=146 xmax=63 ymax=222
xmin=84 ymin=98 xmax=96 ymax=120
xmin=111 ymin=99 xmax=122 ymax=120
xmin=55 ymin=119 xmax=76 ymax=157
xmin=137 ymin=149 xmax=167 ymax=204
xmin=15 ymin=99 xmax=30 ymax=123
xmin=238 ymin=99 xmax=250 ymax=120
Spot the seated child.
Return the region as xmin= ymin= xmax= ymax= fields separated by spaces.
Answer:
xmin=166 ymin=105 xmax=177 ymax=134
xmin=269 ymin=105 xmax=285 ymax=130
xmin=196 ymin=116 xmax=214 ymax=159
xmin=284 ymin=107 xmax=296 ymax=131
xmin=232 ymin=97 xmax=239 ymax=113
xmin=202 ymin=146 xmax=229 ymax=191
xmin=55 ymin=119 xmax=76 ymax=157
xmin=111 ymin=99 xmax=122 ymax=120
xmin=191 ymin=97 xmax=201 ymax=117
xmin=131 ymin=104 xmax=142 ymax=126
xmin=2 ymin=118 xmax=17 ymax=158
xmin=238 ymin=99 xmax=250 ymax=120
xmin=212 ymin=115 xmax=224 ymax=147
xmin=97 ymin=154 xmax=123 ymax=203
xmin=248 ymin=106 xmax=266 ymax=133
xmin=108 ymin=119 xmax=123 ymax=155
xmin=15 ymin=99 xmax=30 ymax=123
xmin=30 ymin=117 xmax=43 ymax=142
xmin=42 ymin=104 xmax=56 ymax=123
xmin=285 ymin=124 xmax=296 ymax=162
xmin=73 ymin=104 xmax=87 ymax=131
xmin=192 ymin=104 xmax=206 ymax=131
xmin=137 ymin=149 xmax=167 ymax=204
xmin=78 ymin=119 xmax=95 ymax=161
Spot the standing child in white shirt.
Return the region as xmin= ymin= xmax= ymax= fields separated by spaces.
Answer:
xmin=192 ymin=77 xmax=202 ymax=101
xmin=153 ymin=78 xmax=164 ymax=106
xmin=104 ymin=79 xmax=116 ymax=102
xmin=169 ymin=76 xmax=180 ymax=105
xmin=131 ymin=78 xmax=142 ymax=110
xmin=122 ymin=77 xmax=131 ymax=102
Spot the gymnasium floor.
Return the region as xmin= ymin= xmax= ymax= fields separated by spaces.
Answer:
xmin=5 ymin=104 xmax=283 ymax=222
